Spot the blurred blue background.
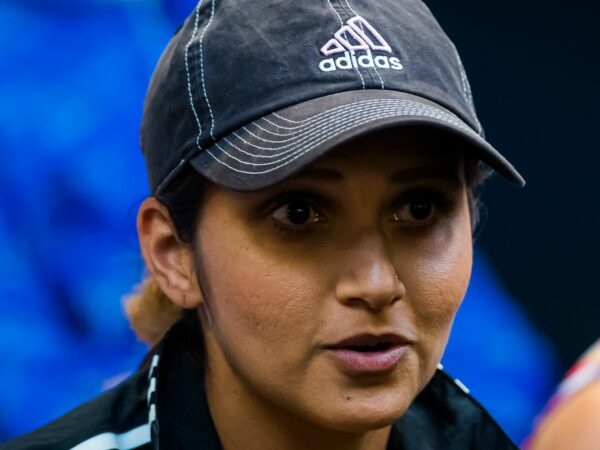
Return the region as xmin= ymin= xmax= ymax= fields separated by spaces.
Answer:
xmin=4 ymin=0 xmax=598 ymax=445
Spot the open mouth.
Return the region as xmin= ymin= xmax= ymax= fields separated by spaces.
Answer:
xmin=326 ymin=332 xmax=409 ymax=351
xmin=345 ymin=342 xmax=394 ymax=352
xmin=324 ymin=335 xmax=408 ymax=373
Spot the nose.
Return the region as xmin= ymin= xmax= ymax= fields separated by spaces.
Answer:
xmin=334 ymin=234 xmax=405 ymax=311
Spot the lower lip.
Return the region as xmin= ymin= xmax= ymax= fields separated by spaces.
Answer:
xmin=326 ymin=345 xmax=408 ymax=374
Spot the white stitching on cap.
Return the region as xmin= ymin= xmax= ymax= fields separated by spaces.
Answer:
xmin=199 ymin=0 xmax=217 ymax=139
xmin=226 ymin=107 xmax=425 ymax=159
xmin=239 ymin=104 xmax=434 ymax=150
xmin=243 ymin=106 xmax=389 ymax=144
xmin=257 ymin=100 xmax=412 ymax=135
xmin=235 ymin=106 xmax=397 ymax=153
xmin=185 ymin=1 xmax=204 ymax=142
xmin=242 ymin=102 xmax=473 ymax=153
xmin=218 ymin=111 xmax=405 ymax=165
xmin=230 ymin=106 xmax=412 ymax=157
xmin=452 ymin=44 xmax=470 ymax=106
xmin=343 ymin=0 xmax=385 ymax=89
xmin=268 ymin=99 xmax=411 ymax=128
xmin=258 ymin=105 xmax=397 ymax=136
xmin=325 ymin=0 xmax=365 ymax=89
xmin=204 ymin=100 xmax=479 ymax=173
xmin=205 ymin=106 xmax=453 ymax=173
xmin=269 ymin=99 xmax=400 ymax=127
xmin=244 ymin=102 xmax=475 ymax=155
xmin=232 ymin=101 xmax=475 ymax=151
xmin=450 ymin=42 xmax=482 ymax=134
xmin=270 ymin=98 xmax=414 ymax=125
xmin=240 ymin=103 xmax=428 ymax=146
xmin=452 ymin=44 xmax=474 ymax=108
xmin=224 ymin=103 xmax=474 ymax=160
xmin=267 ymin=98 xmax=475 ymax=137
xmin=355 ymin=20 xmax=385 ymax=89
xmin=252 ymin=121 xmax=308 ymax=136
xmin=418 ymin=0 xmax=482 ymax=135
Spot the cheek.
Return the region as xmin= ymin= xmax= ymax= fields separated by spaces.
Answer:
xmin=399 ymin=212 xmax=473 ymax=372
xmin=197 ymin=217 xmax=326 ymax=372
xmin=412 ymin=241 xmax=471 ymax=334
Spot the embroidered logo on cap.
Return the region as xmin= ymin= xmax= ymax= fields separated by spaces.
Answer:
xmin=319 ymin=16 xmax=403 ymax=73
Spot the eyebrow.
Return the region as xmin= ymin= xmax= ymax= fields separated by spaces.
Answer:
xmin=292 ymin=165 xmax=462 ymax=185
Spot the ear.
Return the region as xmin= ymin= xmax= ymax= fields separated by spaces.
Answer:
xmin=137 ymin=197 xmax=202 ymax=309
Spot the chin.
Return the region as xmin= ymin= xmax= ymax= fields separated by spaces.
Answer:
xmin=323 ymin=411 xmax=405 ymax=433
xmin=313 ymin=395 xmax=411 ymax=433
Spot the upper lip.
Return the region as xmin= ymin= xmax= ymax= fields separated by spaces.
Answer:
xmin=324 ymin=333 xmax=410 ymax=349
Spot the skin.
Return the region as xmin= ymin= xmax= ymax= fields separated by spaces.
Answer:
xmin=138 ymin=129 xmax=474 ymax=450
xmin=529 ymin=381 xmax=600 ymax=450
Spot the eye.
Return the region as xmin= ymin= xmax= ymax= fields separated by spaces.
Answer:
xmin=391 ymin=189 xmax=453 ymax=224
xmin=407 ymin=198 xmax=434 ymax=221
xmin=272 ymin=198 xmax=325 ymax=227
xmin=392 ymin=199 xmax=434 ymax=222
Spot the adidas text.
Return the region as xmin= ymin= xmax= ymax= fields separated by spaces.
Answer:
xmin=318 ymin=50 xmax=403 ymax=73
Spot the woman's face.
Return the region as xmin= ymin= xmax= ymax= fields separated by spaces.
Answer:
xmin=193 ymin=129 xmax=473 ymax=432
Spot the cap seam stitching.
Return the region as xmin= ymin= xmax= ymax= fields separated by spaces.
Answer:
xmin=342 ymin=0 xmax=385 ymax=89
xmin=325 ymin=0 xmax=366 ymax=89
xmin=185 ymin=1 xmax=205 ymax=143
xmin=198 ymin=0 xmax=217 ymax=141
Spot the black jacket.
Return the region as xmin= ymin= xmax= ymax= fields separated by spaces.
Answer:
xmin=1 ymin=315 xmax=518 ymax=449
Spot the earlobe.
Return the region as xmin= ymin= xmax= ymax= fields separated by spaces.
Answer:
xmin=137 ymin=197 xmax=203 ymax=309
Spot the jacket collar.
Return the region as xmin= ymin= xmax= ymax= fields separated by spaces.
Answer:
xmin=149 ymin=313 xmax=220 ymax=450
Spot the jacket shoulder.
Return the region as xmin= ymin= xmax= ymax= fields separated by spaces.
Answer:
xmin=0 ymin=370 xmax=152 ymax=450
xmin=390 ymin=369 xmax=519 ymax=449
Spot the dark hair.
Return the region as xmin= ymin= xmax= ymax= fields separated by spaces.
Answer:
xmin=156 ymin=165 xmax=211 ymax=244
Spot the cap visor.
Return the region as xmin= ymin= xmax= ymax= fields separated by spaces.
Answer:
xmin=190 ymin=90 xmax=525 ymax=191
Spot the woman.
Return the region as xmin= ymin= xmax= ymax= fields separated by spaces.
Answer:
xmin=2 ymin=0 xmax=524 ymax=448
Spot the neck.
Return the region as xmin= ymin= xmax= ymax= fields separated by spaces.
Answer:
xmin=204 ymin=353 xmax=392 ymax=450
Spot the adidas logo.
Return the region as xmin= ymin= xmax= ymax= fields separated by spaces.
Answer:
xmin=318 ymin=16 xmax=403 ymax=73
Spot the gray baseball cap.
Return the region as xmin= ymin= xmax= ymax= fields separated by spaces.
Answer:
xmin=141 ymin=0 xmax=525 ymax=194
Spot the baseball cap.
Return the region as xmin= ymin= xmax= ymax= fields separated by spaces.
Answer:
xmin=141 ymin=0 xmax=525 ymax=194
